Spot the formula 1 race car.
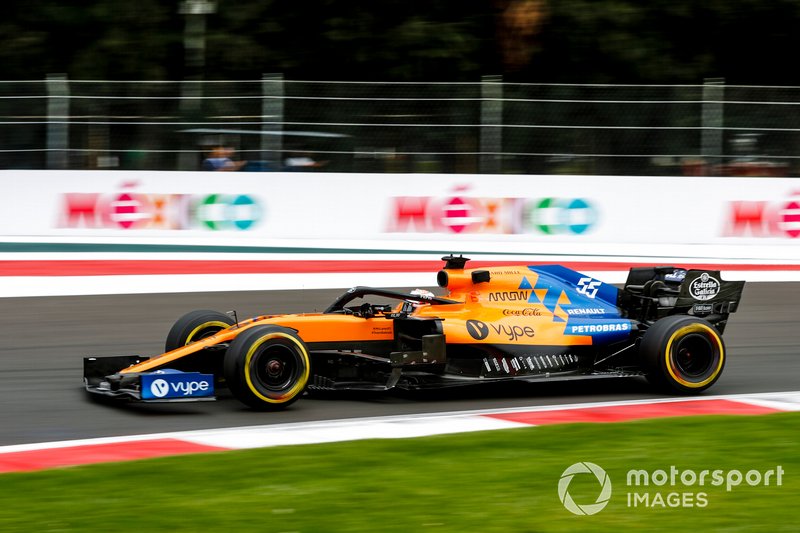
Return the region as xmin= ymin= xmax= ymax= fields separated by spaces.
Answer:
xmin=84 ymin=256 xmax=745 ymax=410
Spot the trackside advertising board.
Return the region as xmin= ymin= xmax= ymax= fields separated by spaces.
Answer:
xmin=1 ymin=170 xmax=800 ymax=253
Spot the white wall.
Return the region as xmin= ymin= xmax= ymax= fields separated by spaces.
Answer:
xmin=3 ymin=170 xmax=800 ymax=261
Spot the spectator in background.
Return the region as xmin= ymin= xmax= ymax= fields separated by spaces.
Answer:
xmin=284 ymin=150 xmax=327 ymax=171
xmin=202 ymin=145 xmax=246 ymax=171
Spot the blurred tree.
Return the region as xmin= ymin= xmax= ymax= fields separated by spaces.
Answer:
xmin=3 ymin=0 xmax=800 ymax=83
xmin=0 ymin=0 xmax=182 ymax=80
xmin=532 ymin=0 xmax=800 ymax=84
xmin=204 ymin=0 xmax=493 ymax=81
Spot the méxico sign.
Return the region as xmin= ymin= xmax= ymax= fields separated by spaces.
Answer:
xmin=386 ymin=187 xmax=599 ymax=235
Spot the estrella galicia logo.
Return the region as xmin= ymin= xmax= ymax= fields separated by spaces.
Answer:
xmin=466 ymin=319 xmax=490 ymax=340
xmin=689 ymin=272 xmax=720 ymax=301
xmin=558 ymin=462 xmax=612 ymax=515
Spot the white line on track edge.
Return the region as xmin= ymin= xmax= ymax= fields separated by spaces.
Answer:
xmin=1 ymin=390 xmax=798 ymax=455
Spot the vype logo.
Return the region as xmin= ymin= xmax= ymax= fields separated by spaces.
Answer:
xmin=466 ymin=319 xmax=490 ymax=340
xmin=150 ymin=379 xmax=171 ymax=398
xmin=141 ymin=372 xmax=214 ymax=400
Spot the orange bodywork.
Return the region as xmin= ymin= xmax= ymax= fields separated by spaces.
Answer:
xmin=425 ymin=266 xmax=596 ymax=346
xmin=121 ymin=313 xmax=397 ymax=374
xmin=121 ymin=263 xmax=615 ymax=375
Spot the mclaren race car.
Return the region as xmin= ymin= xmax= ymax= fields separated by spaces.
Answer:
xmin=84 ymin=256 xmax=745 ymax=410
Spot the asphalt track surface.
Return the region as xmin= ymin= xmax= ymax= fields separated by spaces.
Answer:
xmin=1 ymin=283 xmax=797 ymax=447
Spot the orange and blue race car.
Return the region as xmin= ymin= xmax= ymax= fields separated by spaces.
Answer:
xmin=84 ymin=256 xmax=745 ymax=410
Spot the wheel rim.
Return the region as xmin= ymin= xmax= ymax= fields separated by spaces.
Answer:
xmin=665 ymin=323 xmax=724 ymax=388
xmin=252 ymin=344 xmax=301 ymax=392
xmin=673 ymin=333 xmax=714 ymax=377
xmin=241 ymin=331 xmax=310 ymax=404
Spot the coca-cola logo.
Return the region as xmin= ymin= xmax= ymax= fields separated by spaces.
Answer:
xmin=502 ymin=308 xmax=542 ymax=317
xmin=689 ymin=273 xmax=720 ymax=301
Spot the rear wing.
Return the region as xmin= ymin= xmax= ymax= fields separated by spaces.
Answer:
xmin=620 ymin=267 xmax=745 ymax=331
xmin=676 ymin=270 xmax=745 ymax=314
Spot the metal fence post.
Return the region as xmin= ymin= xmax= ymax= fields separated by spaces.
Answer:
xmin=46 ymin=74 xmax=69 ymax=169
xmin=702 ymin=78 xmax=725 ymax=175
xmin=262 ymin=73 xmax=284 ymax=170
xmin=480 ymin=75 xmax=503 ymax=174
xmin=178 ymin=0 xmax=216 ymax=170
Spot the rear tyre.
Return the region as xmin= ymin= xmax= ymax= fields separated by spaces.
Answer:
xmin=641 ymin=316 xmax=725 ymax=394
xmin=165 ymin=310 xmax=235 ymax=352
xmin=223 ymin=325 xmax=310 ymax=410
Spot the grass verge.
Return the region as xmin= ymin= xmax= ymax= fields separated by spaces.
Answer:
xmin=1 ymin=412 xmax=798 ymax=532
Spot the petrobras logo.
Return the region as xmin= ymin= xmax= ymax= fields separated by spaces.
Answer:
xmin=569 ymin=322 xmax=630 ymax=335
xmin=386 ymin=185 xmax=598 ymax=236
xmin=140 ymin=371 xmax=214 ymax=400
xmin=567 ymin=320 xmax=632 ymax=343
xmin=59 ymin=181 xmax=263 ymax=231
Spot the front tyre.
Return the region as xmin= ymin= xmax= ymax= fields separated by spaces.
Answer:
xmin=641 ymin=316 xmax=725 ymax=394
xmin=224 ymin=325 xmax=310 ymax=410
xmin=165 ymin=310 xmax=235 ymax=352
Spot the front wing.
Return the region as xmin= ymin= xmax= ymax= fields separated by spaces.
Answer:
xmin=84 ymin=356 xmax=216 ymax=402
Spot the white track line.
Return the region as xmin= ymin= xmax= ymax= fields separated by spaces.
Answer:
xmin=2 ymin=391 xmax=798 ymax=455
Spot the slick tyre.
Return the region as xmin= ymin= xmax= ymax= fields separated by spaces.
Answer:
xmin=224 ymin=325 xmax=310 ymax=410
xmin=165 ymin=310 xmax=235 ymax=352
xmin=641 ymin=316 xmax=725 ymax=394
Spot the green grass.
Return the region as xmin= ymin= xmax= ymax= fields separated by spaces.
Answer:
xmin=1 ymin=413 xmax=798 ymax=532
